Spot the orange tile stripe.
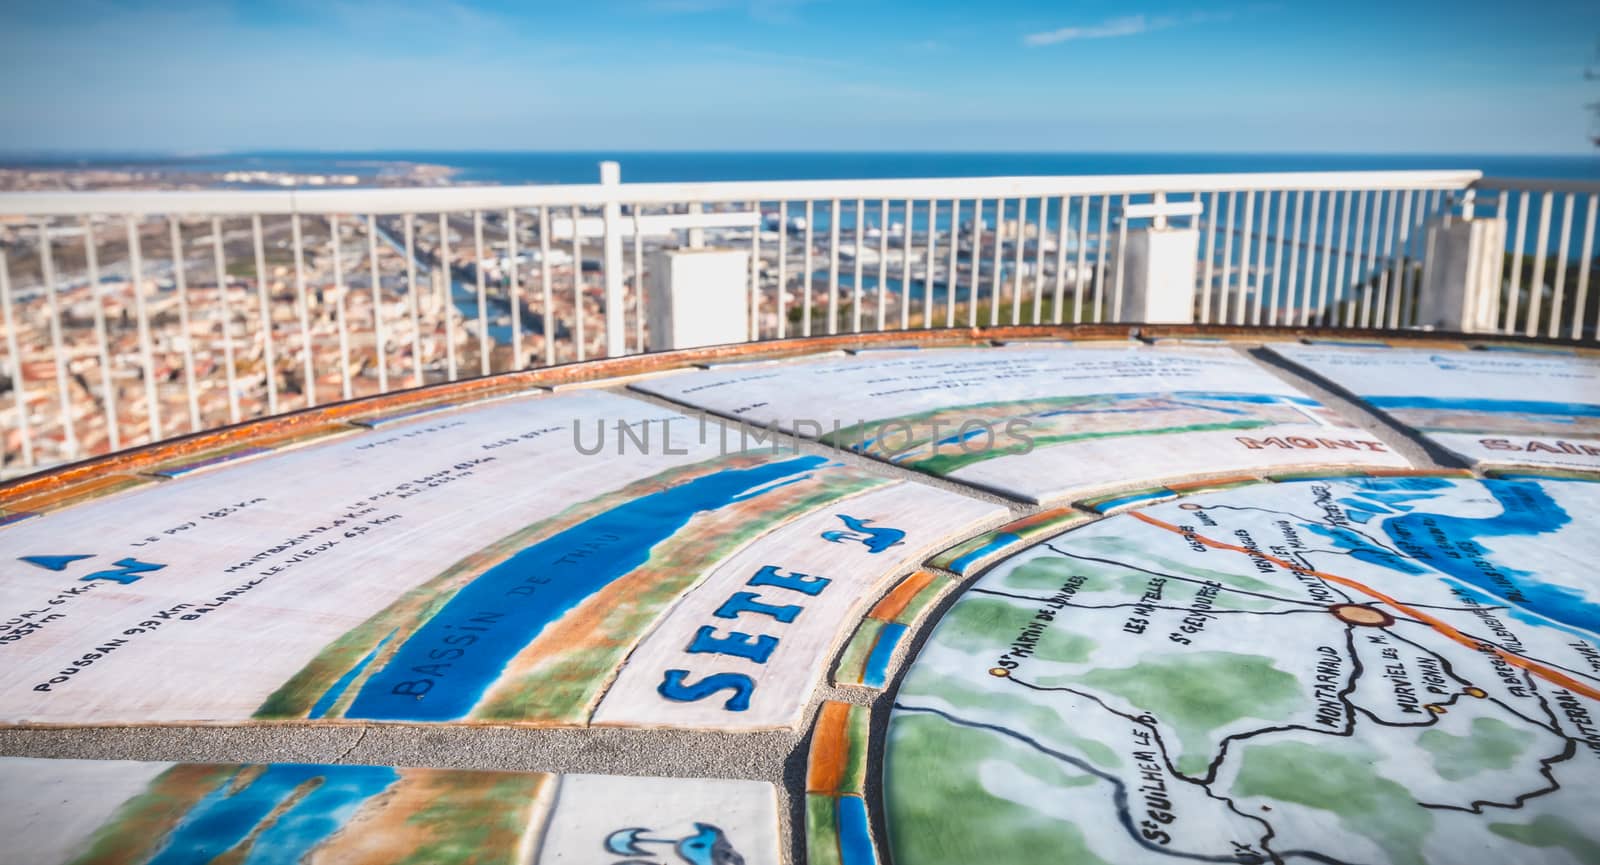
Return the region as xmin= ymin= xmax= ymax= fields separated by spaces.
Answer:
xmin=869 ymin=571 xmax=937 ymax=622
xmin=807 ymin=701 xmax=852 ymax=794
xmin=1129 ymin=510 xmax=1600 ymax=702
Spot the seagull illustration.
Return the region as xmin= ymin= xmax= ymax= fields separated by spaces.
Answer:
xmin=820 ymin=514 xmax=906 ymax=554
xmin=603 ymin=823 xmax=745 ymax=865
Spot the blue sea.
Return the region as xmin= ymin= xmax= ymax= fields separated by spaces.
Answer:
xmin=4 ymin=150 xmax=1598 ymax=184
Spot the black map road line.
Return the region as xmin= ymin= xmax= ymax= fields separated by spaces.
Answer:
xmin=1183 ymin=503 xmax=1416 ymax=563
xmin=893 ymin=701 xmax=1272 ymax=864
xmin=1042 ymin=543 xmax=1326 ymax=607
xmin=1419 ymin=738 xmax=1575 ymax=814
xmin=967 ymin=586 xmax=1328 ymax=618
xmin=1189 ymin=625 xmax=1364 ymax=787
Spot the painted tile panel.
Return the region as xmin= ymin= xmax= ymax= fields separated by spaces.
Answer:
xmin=590 ymin=484 xmax=1002 ymax=729
xmin=0 ymin=757 xmax=780 ymax=865
xmin=1269 ymin=342 xmax=1600 ymax=472
xmin=631 ymin=345 xmax=1409 ymax=504
xmin=886 ymin=475 xmax=1600 ymax=865
xmin=0 ymin=389 xmax=982 ymax=729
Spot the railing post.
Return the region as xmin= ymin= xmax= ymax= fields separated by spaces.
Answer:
xmin=600 ymin=161 xmax=627 ymax=357
xmin=1417 ymin=190 xmax=1504 ymax=333
xmin=1112 ymin=196 xmax=1202 ymax=323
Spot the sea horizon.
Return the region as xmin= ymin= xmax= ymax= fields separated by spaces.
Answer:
xmin=2 ymin=149 xmax=1596 ymax=185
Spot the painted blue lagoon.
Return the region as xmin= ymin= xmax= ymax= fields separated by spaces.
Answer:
xmin=146 ymin=764 xmax=398 ymax=865
xmin=1307 ymin=477 xmax=1600 ymax=645
xmin=341 ymin=455 xmax=828 ymax=721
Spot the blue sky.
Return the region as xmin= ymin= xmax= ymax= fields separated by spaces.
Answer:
xmin=1 ymin=0 xmax=1595 ymax=153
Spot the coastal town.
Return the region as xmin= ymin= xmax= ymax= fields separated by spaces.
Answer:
xmin=0 ymin=164 xmax=1069 ymax=475
xmin=0 ymin=165 xmax=616 ymax=473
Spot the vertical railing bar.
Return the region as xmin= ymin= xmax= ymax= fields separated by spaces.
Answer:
xmin=1299 ymin=191 xmax=1321 ymax=326
xmin=1346 ymin=191 xmax=1370 ymax=328
xmin=926 ymin=199 xmax=939 ymax=325
xmin=1404 ymin=189 xmax=1430 ymax=328
xmin=989 ymin=199 xmax=1005 ymax=327
xmin=1092 ymin=196 xmax=1111 ymax=323
xmin=802 ymin=200 xmax=814 ymax=337
xmin=969 ymin=199 xmax=983 ymax=328
xmin=167 ymin=218 xmax=201 ymax=430
xmin=1217 ymin=192 xmax=1236 ymax=325
xmin=507 ymin=209 xmax=524 ymax=368
xmin=1547 ymin=193 xmax=1575 ymax=339
xmin=1281 ymin=191 xmax=1303 ymax=326
xmin=1371 ymin=190 xmax=1397 ymax=328
xmin=402 ymin=214 xmax=423 ymax=384
xmin=1111 ymin=201 xmax=1129 ymax=322
xmin=1199 ymin=192 xmax=1218 ymax=323
xmin=1269 ymin=190 xmax=1291 ymax=325
xmin=472 ymin=211 xmax=490 ymax=374
xmin=1385 ymin=190 xmax=1414 ymax=330
xmin=330 ymin=214 xmax=352 ymax=401
xmin=1011 ymin=197 xmax=1029 ymax=326
xmin=901 ymin=198 xmax=914 ymax=331
xmin=289 ymin=214 xmax=317 ymax=406
xmin=1216 ymin=191 xmax=1241 ymax=322
xmin=210 ymin=216 xmax=240 ymax=425
xmin=571 ymin=205 xmax=585 ymax=362
xmin=1505 ymin=191 xmax=1530 ymax=334
xmin=1315 ymin=191 xmax=1337 ymax=326
xmin=1074 ymin=196 xmax=1090 ymax=325
xmin=38 ymin=222 xmax=78 ymax=456
xmin=1360 ymin=191 xmax=1386 ymax=329
xmin=635 ymin=208 xmax=647 ymax=351
xmin=827 ymin=198 xmax=841 ymax=335
xmin=0 ymin=252 xmax=34 ymax=468
xmin=1234 ymin=190 xmax=1255 ymax=325
xmin=1525 ymin=192 xmax=1555 ymax=337
xmin=1574 ymin=194 xmax=1597 ymax=341
xmin=82 ymin=216 xmax=120 ymax=449
xmin=366 ymin=215 xmax=387 ymax=392
xmin=945 ymin=199 xmax=960 ymax=328
xmin=1052 ymin=195 xmax=1069 ymax=324
xmin=127 ymin=217 xmax=161 ymax=440
xmin=877 ymin=199 xmax=889 ymax=332
xmin=251 ymin=215 xmax=278 ymax=414
xmin=539 ymin=207 xmax=554 ymax=364
xmin=966 ymin=198 xmax=979 ymax=327
xmin=853 ymin=199 xmax=866 ymax=333
xmin=438 ymin=213 xmax=458 ymax=378
xmin=1031 ymin=197 xmax=1047 ymax=324
xmin=1251 ymin=191 xmax=1271 ymax=325
xmin=1273 ymin=191 xmax=1299 ymax=327
xmin=1330 ymin=191 xmax=1352 ymax=328
xmin=777 ymin=201 xmax=789 ymax=340
xmin=748 ymin=201 xmax=761 ymax=342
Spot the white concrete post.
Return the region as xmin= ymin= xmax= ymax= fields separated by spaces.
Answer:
xmin=646 ymin=248 xmax=750 ymax=351
xmin=1113 ymin=199 xmax=1203 ymax=323
xmin=599 ymin=161 xmax=626 ymax=357
xmin=1418 ymin=214 xmax=1506 ymax=333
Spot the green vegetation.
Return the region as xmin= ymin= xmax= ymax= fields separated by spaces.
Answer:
xmin=1071 ymin=652 xmax=1305 ymax=775
xmin=885 ymin=712 xmax=1108 ymax=865
xmin=1418 ymin=717 xmax=1536 ymax=781
xmin=1234 ymin=740 xmax=1434 ymax=865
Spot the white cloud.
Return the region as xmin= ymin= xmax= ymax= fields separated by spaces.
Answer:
xmin=1023 ymin=10 xmax=1242 ymax=47
xmin=1023 ymin=14 xmax=1154 ymax=47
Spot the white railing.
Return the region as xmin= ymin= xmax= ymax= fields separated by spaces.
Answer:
xmin=4 ymin=164 xmax=1591 ymax=476
xmin=1463 ymin=177 xmax=1600 ymax=340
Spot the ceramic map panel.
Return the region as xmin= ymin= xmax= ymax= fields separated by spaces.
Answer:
xmin=630 ymin=345 xmax=1410 ymax=504
xmin=0 ymin=756 xmax=779 ymax=865
xmin=1269 ymin=343 xmax=1600 ymax=472
xmin=886 ymin=476 xmax=1600 ymax=865
xmin=0 ymin=388 xmax=996 ymax=729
